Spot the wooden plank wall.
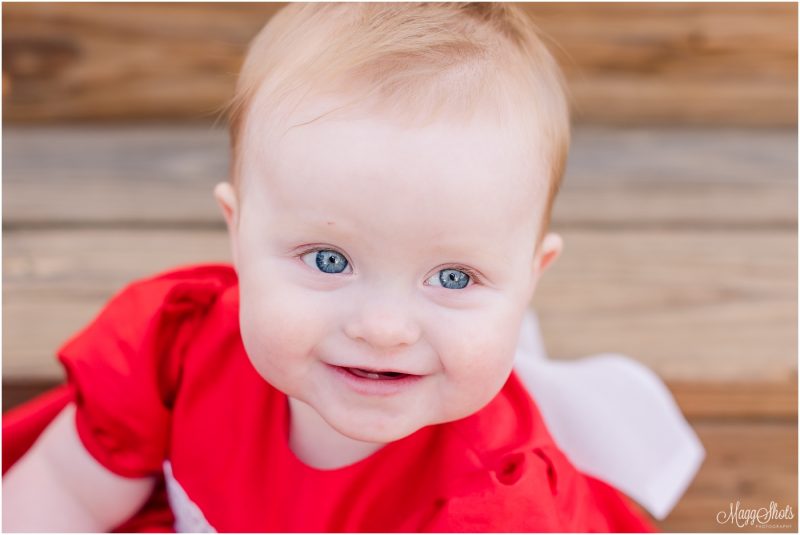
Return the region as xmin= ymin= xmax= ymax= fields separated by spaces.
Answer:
xmin=3 ymin=3 xmax=797 ymax=532
xmin=3 ymin=3 xmax=796 ymax=125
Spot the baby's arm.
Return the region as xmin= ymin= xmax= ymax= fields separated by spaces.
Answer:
xmin=3 ymin=403 xmax=156 ymax=532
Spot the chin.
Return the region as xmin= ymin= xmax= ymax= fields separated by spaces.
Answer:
xmin=324 ymin=408 xmax=425 ymax=444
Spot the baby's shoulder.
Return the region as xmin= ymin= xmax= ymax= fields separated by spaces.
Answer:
xmin=428 ymin=374 xmax=604 ymax=530
xmin=427 ymin=373 xmax=654 ymax=531
xmin=58 ymin=263 xmax=239 ymax=396
xmin=115 ymin=263 xmax=237 ymax=309
xmin=56 ymin=263 xmax=239 ymax=477
xmin=427 ymin=441 xmax=638 ymax=531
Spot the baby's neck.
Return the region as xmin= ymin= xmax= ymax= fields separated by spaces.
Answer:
xmin=287 ymin=397 xmax=384 ymax=469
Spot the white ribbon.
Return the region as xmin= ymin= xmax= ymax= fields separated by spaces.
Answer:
xmin=513 ymin=310 xmax=705 ymax=520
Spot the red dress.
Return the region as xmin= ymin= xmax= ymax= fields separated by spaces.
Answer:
xmin=4 ymin=264 xmax=657 ymax=532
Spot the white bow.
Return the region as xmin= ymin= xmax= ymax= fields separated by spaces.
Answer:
xmin=513 ymin=310 xmax=705 ymax=520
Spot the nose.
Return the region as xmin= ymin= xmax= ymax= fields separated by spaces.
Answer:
xmin=343 ymin=291 xmax=422 ymax=350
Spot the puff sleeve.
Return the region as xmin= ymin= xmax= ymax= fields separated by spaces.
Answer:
xmin=57 ymin=270 xmax=223 ymax=479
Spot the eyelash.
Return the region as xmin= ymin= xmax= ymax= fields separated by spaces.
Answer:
xmin=296 ymin=245 xmax=351 ymax=266
xmin=294 ymin=246 xmax=482 ymax=285
xmin=438 ymin=265 xmax=481 ymax=287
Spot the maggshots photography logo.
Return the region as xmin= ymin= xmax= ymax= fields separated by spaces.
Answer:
xmin=716 ymin=500 xmax=794 ymax=529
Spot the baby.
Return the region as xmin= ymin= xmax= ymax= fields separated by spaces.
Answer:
xmin=4 ymin=3 xmax=656 ymax=531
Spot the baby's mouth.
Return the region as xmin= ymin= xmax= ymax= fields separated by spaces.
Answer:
xmin=343 ymin=367 xmax=410 ymax=380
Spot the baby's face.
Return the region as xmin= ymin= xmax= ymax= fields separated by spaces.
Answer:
xmin=222 ymin=99 xmax=558 ymax=443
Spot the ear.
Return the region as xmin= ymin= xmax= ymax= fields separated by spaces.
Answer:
xmin=528 ymin=232 xmax=563 ymax=297
xmin=214 ymin=182 xmax=240 ymax=269
xmin=535 ymin=232 xmax=562 ymax=274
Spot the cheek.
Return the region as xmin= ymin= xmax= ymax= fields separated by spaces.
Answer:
xmin=236 ymin=268 xmax=329 ymax=386
xmin=433 ymin=306 xmax=522 ymax=416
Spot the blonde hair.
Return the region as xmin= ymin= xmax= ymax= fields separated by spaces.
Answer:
xmin=223 ymin=3 xmax=571 ymax=242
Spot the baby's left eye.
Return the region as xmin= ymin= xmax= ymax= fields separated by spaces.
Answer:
xmin=426 ymin=268 xmax=471 ymax=290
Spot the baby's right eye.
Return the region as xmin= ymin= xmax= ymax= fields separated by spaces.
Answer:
xmin=301 ymin=249 xmax=351 ymax=274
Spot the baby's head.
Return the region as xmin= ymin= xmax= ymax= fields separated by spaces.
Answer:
xmin=215 ymin=3 xmax=570 ymax=444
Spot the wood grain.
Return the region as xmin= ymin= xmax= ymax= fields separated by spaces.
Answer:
xmin=655 ymin=420 xmax=797 ymax=532
xmin=530 ymin=3 xmax=797 ymax=126
xmin=535 ymin=228 xmax=796 ymax=383
xmin=4 ymin=125 xmax=796 ymax=227
xmin=3 ymin=3 xmax=796 ymax=126
xmin=668 ymin=380 xmax=797 ymax=420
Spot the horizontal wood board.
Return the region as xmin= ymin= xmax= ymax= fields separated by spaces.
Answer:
xmin=656 ymin=420 xmax=797 ymax=532
xmin=4 ymin=125 xmax=796 ymax=227
xmin=3 ymin=3 xmax=797 ymax=126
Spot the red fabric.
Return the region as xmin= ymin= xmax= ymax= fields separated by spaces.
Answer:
xmin=7 ymin=264 xmax=658 ymax=532
xmin=584 ymin=476 xmax=659 ymax=533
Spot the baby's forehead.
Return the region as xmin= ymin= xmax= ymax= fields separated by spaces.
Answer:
xmin=281 ymin=123 xmax=535 ymax=219
xmin=238 ymin=103 xmax=548 ymax=258
xmin=244 ymin=94 xmax=547 ymax=205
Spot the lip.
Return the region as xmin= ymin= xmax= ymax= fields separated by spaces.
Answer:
xmin=326 ymin=363 xmax=425 ymax=397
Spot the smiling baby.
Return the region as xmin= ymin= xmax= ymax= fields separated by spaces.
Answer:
xmin=3 ymin=3 xmax=656 ymax=532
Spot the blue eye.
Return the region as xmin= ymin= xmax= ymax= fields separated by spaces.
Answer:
xmin=302 ymin=249 xmax=349 ymax=274
xmin=429 ymin=268 xmax=470 ymax=290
